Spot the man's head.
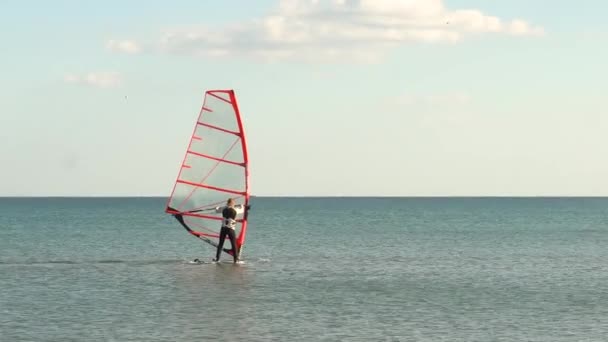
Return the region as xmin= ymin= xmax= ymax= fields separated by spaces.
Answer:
xmin=227 ymin=198 xmax=235 ymax=206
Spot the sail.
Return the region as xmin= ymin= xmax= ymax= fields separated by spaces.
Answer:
xmin=165 ymin=89 xmax=250 ymax=257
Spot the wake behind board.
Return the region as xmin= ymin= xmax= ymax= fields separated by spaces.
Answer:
xmin=165 ymin=89 xmax=251 ymax=258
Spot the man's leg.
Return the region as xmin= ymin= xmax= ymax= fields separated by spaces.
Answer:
xmin=215 ymin=227 xmax=227 ymax=261
xmin=227 ymin=228 xmax=238 ymax=263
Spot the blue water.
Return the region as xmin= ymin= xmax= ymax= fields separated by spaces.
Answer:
xmin=1 ymin=197 xmax=607 ymax=341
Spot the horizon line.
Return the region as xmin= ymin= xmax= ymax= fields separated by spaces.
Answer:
xmin=2 ymin=195 xmax=608 ymax=199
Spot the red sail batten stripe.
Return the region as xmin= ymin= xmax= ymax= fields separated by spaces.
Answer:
xmin=177 ymin=138 xmax=240 ymax=209
xmin=187 ymin=150 xmax=244 ymax=167
xmin=197 ymin=121 xmax=240 ymax=136
xmin=207 ymin=91 xmax=232 ymax=104
xmin=166 ymin=209 xmax=244 ymax=223
xmin=176 ymin=179 xmax=246 ymax=196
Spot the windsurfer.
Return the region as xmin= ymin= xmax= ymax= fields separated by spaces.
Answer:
xmin=213 ymin=198 xmax=250 ymax=263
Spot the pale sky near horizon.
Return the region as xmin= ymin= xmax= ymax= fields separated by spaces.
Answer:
xmin=1 ymin=0 xmax=607 ymax=196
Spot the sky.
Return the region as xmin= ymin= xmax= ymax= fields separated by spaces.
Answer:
xmin=1 ymin=0 xmax=607 ymax=196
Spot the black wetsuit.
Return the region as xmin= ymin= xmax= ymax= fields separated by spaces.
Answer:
xmin=216 ymin=206 xmax=238 ymax=263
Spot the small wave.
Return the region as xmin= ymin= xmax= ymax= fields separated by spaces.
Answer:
xmin=0 ymin=259 xmax=184 ymax=266
xmin=0 ymin=260 xmax=78 ymax=265
xmin=1 ymin=257 xmax=270 ymax=266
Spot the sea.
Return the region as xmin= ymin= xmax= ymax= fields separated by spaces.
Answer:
xmin=1 ymin=197 xmax=607 ymax=341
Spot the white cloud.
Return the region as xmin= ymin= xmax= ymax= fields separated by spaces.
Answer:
xmin=507 ymin=19 xmax=545 ymax=36
xmin=113 ymin=0 xmax=545 ymax=63
xmin=106 ymin=39 xmax=141 ymax=54
xmin=64 ymin=72 xmax=122 ymax=88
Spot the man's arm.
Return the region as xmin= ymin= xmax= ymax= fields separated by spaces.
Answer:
xmin=233 ymin=204 xmax=252 ymax=213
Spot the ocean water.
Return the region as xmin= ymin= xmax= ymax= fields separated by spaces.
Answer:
xmin=1 ymin=197 xmax=607 ymax=341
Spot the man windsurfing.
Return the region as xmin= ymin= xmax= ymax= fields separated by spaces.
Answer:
xmin=213 ymin=198 xmax=250 ymax=263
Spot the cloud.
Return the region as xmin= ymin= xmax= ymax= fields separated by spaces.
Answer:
xmin=64 ymin=72 xmax=122 ymax=88
xmin=112 ymin=0 xmax=545 ymax=63
xmin=106 ymin=39 xmax=141 ymax=54
xmin=507 ymin=19 xmax=545 ymax=36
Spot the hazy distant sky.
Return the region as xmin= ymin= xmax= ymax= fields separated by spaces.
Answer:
xmin=1 ymin=0 xmax=607 ymax=196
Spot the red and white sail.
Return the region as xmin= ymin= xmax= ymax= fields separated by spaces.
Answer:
xmin=165 ymin=89 xmax=250 ymax=256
